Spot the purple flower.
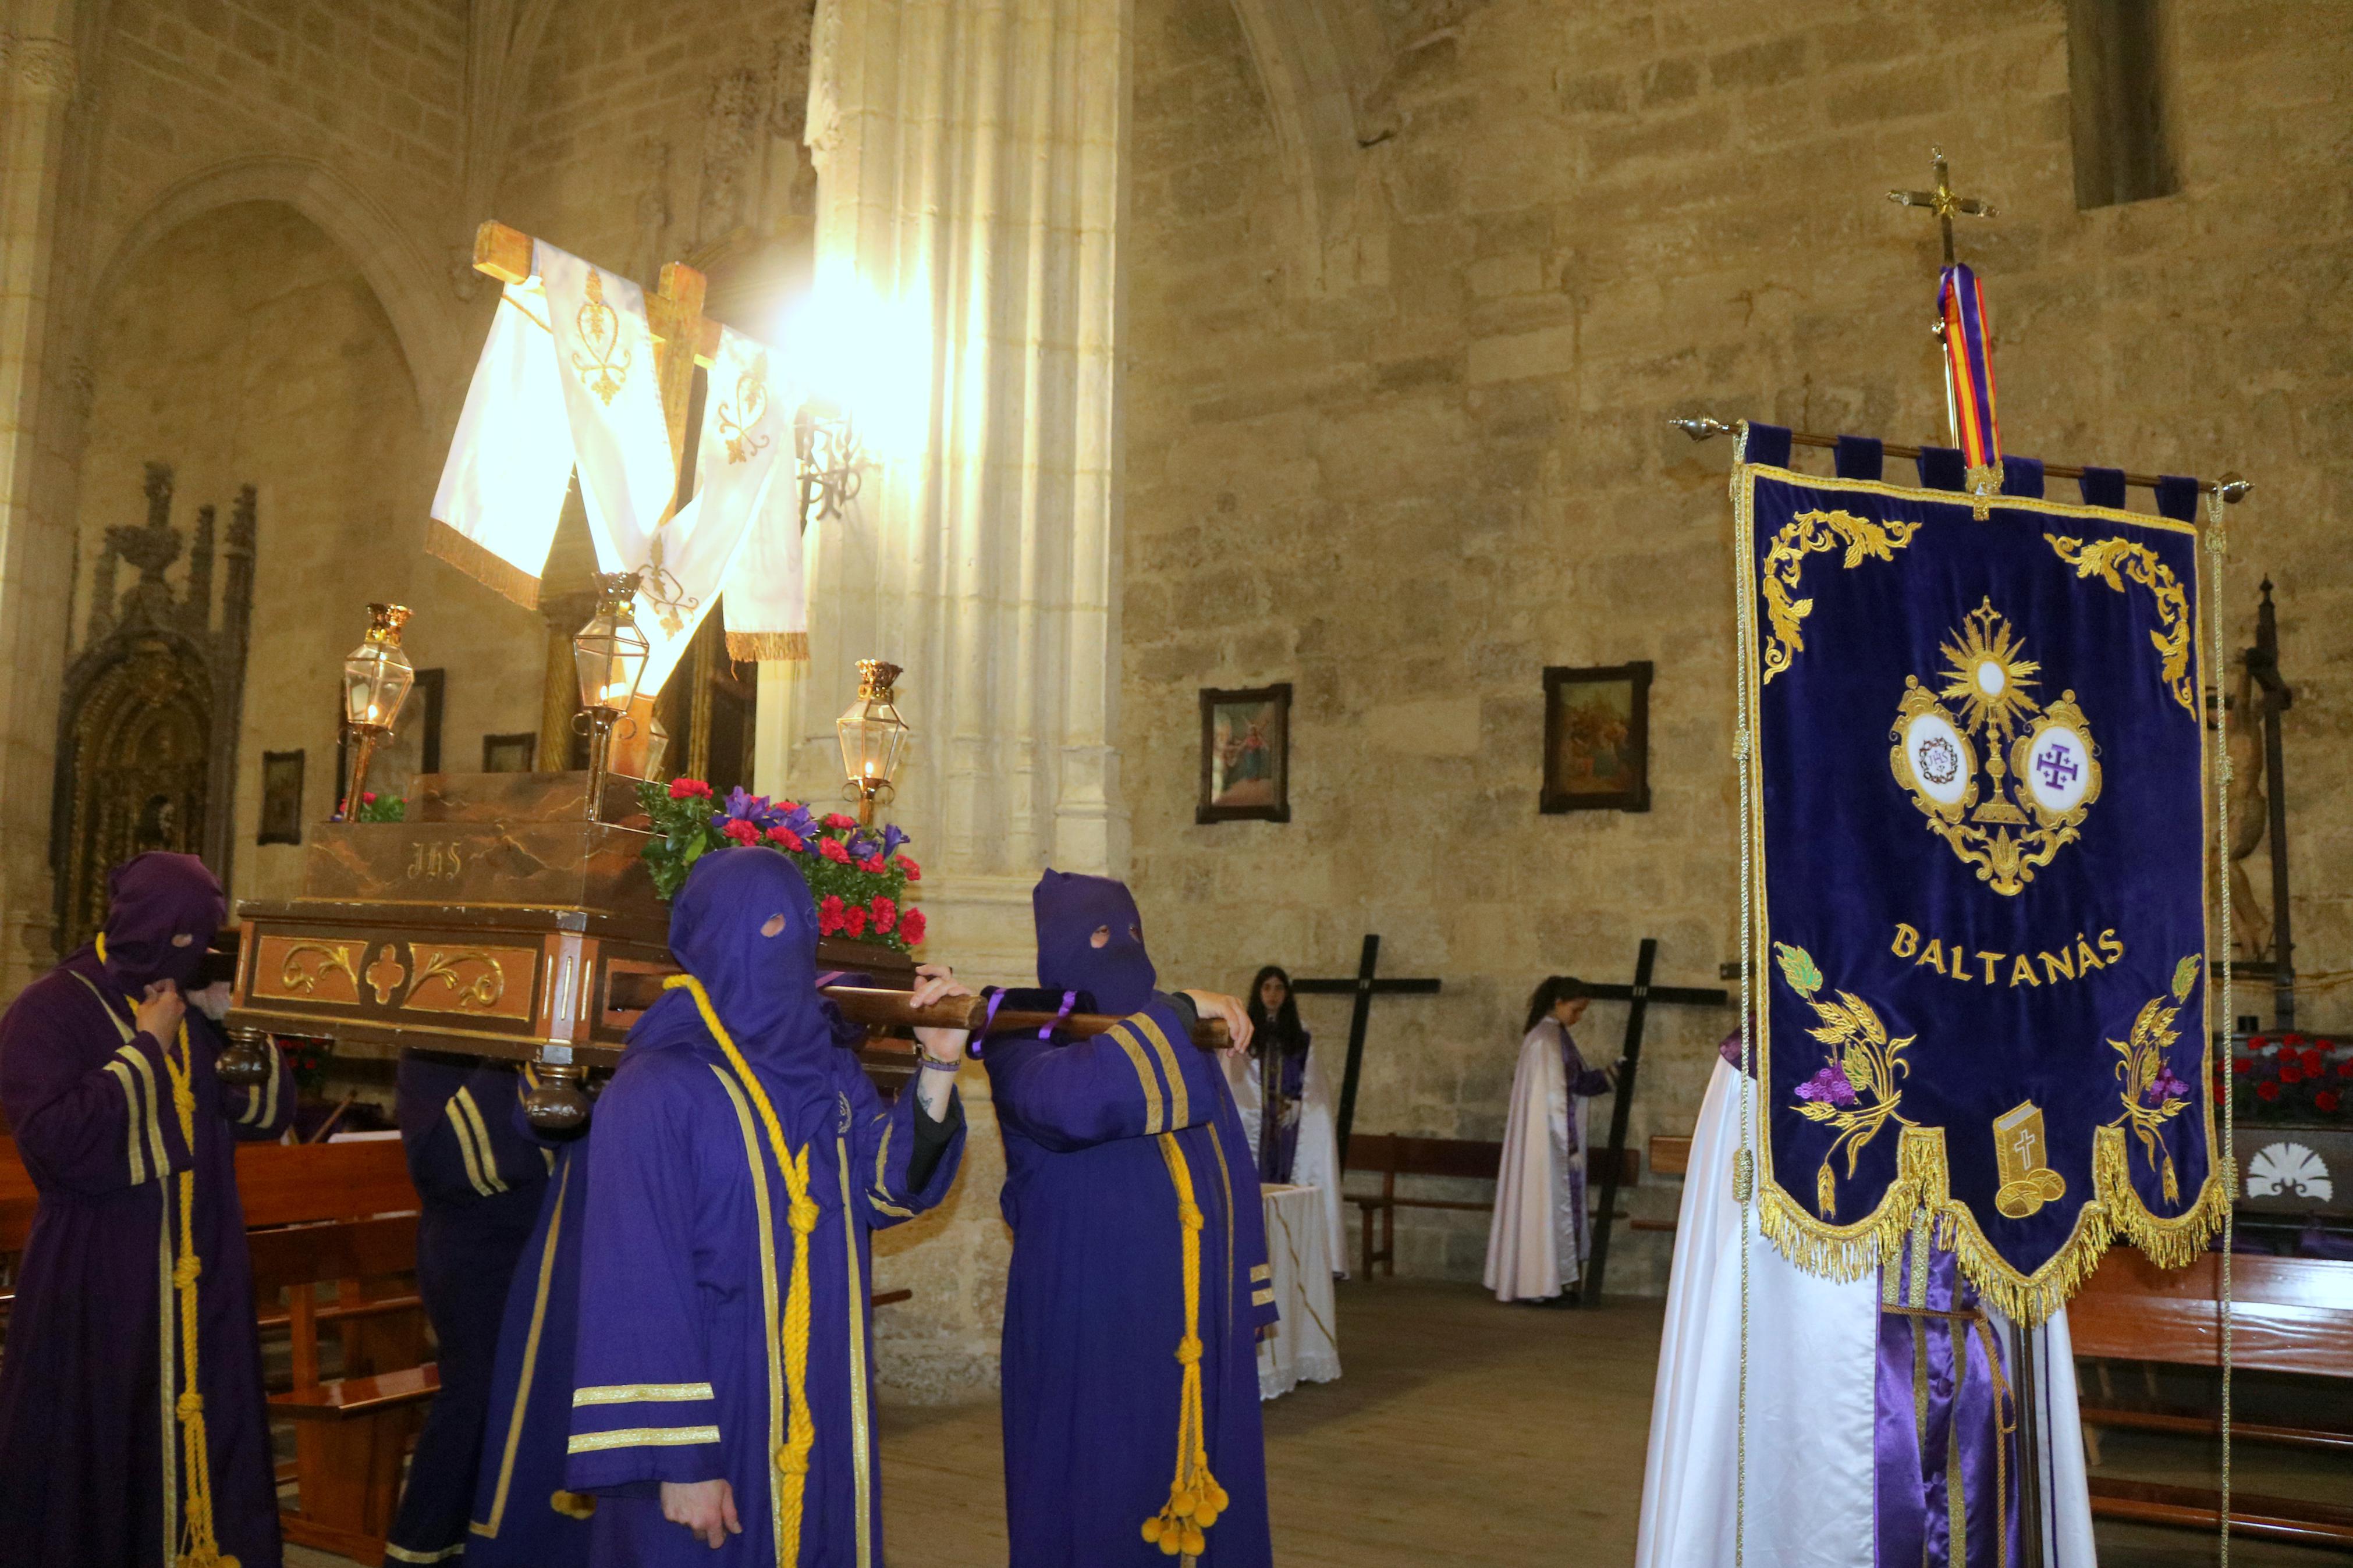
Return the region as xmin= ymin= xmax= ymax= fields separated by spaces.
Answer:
xmin=2144 ymin=1064 xmax=2191 ymax=1106
xmin=773 ymin=799 xmax=818 ymax=841
xmin=1795 ymin=1064 xmax=1858 ymax=1107
xmin=881 ymin=823 xmax=910 ymax=859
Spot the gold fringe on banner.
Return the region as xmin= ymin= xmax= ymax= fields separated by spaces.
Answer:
xmin=1756 ymin=1122 xmax=2232 ymax=1327
xmin=725 ymin=630 xmax=809 ymax=662
xmin=427 ymin=519 xmax=543 ymax=610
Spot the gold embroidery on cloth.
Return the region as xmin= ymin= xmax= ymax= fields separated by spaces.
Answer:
xmin=2044 ymin=533 xmax=2196 ymax=716
xmin=565 ymin=1425 xmax=722 ymax=1454
xmin=1889 ymin=600 xmax=2101 ymax=897
xmin=2103 ymin=955 xmax=2201 ymax=1203
xmin=570 ymin=269 xmax=632 ymax=405
xmin=1777 ymin=942 xmax=1914 ymax=1221
xmin=715 ymin=353 xmax=773 ymax=464
xmin=1990 ymin=1100 xmax=2067 ymax=1218
xmin=1758 ymin=508 xmax=1921 ymax=684
xmin=571 ymin=1383 xmax=715 ymax=1406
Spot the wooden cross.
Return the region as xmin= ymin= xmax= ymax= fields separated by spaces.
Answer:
xmin=470 ymin=220 xmax=729 ymax=764
xmin=1886 ymin=146 xmax=1996 ymax=268
xmin=1579 ymin=937 xmax=1728 ymax=1304
xmin=1291 ymin=934 xmax=1443 ymax=1165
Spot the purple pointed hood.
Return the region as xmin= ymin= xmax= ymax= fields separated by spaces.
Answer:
xmin=100 ymin=852 xmax=225 ymax=991
xmin=1032 ymin=869 xmax=1157 ymax=1016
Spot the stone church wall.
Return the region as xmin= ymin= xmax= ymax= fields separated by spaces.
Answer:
xmin=1122 ymin=0 xmax=2353 ymax=1289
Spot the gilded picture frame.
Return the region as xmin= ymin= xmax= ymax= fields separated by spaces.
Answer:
xmin=1542 ymin=662 xmax=1652 ymax=813
xmin=1198 ymin=683 xmax=1291 ymax=824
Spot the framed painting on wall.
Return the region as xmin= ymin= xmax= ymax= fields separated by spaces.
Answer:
xmin=258 ymin=751 xmax=304 ymax=845
xmin=1197 ymin=683 xmax=1291 ymax=824
xmin=1542 ymin=662 xmax=1651 ymax=813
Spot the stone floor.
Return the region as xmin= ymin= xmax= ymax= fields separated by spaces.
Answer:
xmin=288 ymin=1278 xmax=2347 ymax=1566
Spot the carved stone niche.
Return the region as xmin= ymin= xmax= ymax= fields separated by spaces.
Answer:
xmin=51 ymin=463 xmax=256 ymax=955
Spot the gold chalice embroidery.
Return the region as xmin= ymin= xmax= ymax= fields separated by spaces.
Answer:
xmin=1890 ymin=598 xmax=2102 ymax=897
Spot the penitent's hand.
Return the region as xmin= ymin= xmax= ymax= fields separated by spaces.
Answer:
xmin=1181 ymin=991 xmax=1252 ymax=1057
xmin=135 ymin=982 xmax=186 ymax=1044
xmin=660 ymin=1478 xmax=740 ymax=1548
xmin=190 ymin=982 xmax=233 ymax=1022
xmin=908 ymin=962 xmax=974 ymax=1065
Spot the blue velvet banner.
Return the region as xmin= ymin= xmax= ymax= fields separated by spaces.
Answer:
xmin=1737 ymin=449 xmax=2224 ymax=1321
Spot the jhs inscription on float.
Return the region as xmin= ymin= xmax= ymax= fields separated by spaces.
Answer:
xmin=406 ymin=841 xmax=466 ymax=881
xmin=1890 ymin=923 xmax=2124 ymax=988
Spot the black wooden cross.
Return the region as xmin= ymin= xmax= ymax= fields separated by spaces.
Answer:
xmin=1291 ymin=934 xmax=1442 ymax=1165
xmin=1580 ymin=937 xmax=1728 ymax=1304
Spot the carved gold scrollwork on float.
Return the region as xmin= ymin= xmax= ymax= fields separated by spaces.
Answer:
xmin=1758 ymin=509 xmax=1921 ymax=684
xmin=715 ymin=353 xmax=772 ymax=464
xmin=280 ymin=943 xmax=360 ymax=997
xmin=409 ymin=948 xmax=507 ymax=1012
xmin=1890 ymin=599 xmax=2101 ymax=897
xmin=2043 ymin=533 xmax=2195 ymax=716
xmin=570 ymin=270 xmax=631 ymax=405
xmin=364 ymin=943 xmax=409 ymax=1006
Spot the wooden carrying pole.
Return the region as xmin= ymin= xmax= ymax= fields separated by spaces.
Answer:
xmin=824 ymin=986 xmax=1234 ymax=1053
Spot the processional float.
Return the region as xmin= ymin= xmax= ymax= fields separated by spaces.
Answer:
xmin=221 ymin=222 xmax=1222 ymax=1129
xmin=1678 ymin=151 xmax=2255 ymax=1561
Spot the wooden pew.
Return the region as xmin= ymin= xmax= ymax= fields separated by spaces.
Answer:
xmin=1343 ymin=1135 xmax=1504 ymax=1278
xmin=2068 ymin=1248 xmax=2353 ymax=1549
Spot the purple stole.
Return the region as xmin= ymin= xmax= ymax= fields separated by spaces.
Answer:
xmin=1875 ymin=1231 xmax=2021 ymax=1567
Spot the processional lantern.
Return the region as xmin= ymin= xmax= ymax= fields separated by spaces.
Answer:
xmin=836 ymin=659 xmax=909 ymax=827
xmin=573 ymin=571 xmax=652 ymax=821
xmin=339 ymin=603 xmax=416 ymax=816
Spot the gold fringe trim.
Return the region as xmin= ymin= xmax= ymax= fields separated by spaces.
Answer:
xmin=725 ymin=630 xmax=809 ymax=662
xmin=1758 ymin=1123 xmax=2233 ymax=1327
xmin=427 ymin=519 xmax=542 ymax=609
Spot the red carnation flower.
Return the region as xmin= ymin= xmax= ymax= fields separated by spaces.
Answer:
xmin=2233 ymin=1058 xmax=2251 ymax=1075
xmin=900 ymin=908 xmax=925 ymax=945
xmin=723 ymin=819 xmax=761 ymax=846
xmin=818 ymin=894 xmax=847 ymax=935
xmin=2316 ymin=1090 xmax=2341 ymax=1114
xmin=778 ymin=799 xmax=803 ymax=813
xmin=2282 ymin=1064 xmax=2304 ymax=1085
xmin=2303 ymin=1048 xmax=2326 ymax=1075
xmin=819 ymin=837 xmax=851 ymax=863
xmin=841 ymin=907 xmax=869 ymax=938
xmin=669 ymin=777 xmax=714 ymax=799
xmin=2285 ymin=1033 xmax=2308 ymax=1047
xmin=766 ymin=826 xmax=806 ymax=852
xmin=823 ymin=813 xmax=858 ymax=831
xmin=897 ymin=857 xmax=921 ymax=883
xmin=2337 ymin=1059 xmax=2353 ymax=1078
xmin=871 ymin=896 xmax=897 ymax=933
xmin=2247 ymin=1034 xmax=2270 ymax=1050
xmin=362 ymin=791 xmax=378 ymax=805
xmin=2256 ymin=1080 xmax=2281 ymax=1101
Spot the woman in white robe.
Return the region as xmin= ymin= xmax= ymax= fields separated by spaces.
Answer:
xmin=1485 ymin=976 xmax=1619 ymax=1302
xmin=1222 ymin=966 xmax=1346 ymax=1276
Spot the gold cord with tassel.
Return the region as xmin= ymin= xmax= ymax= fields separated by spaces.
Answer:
xmin=665 ymin=975 xmax=821 ymax=1560
xmin=1142 ymin=1133 xmax=1226 ymax=1562
xmin=96 ymin=934 xmax=237 ymax=1568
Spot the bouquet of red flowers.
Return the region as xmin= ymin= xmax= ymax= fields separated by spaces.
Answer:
xmin=2228 ymin=1033 xmax=2352 ymax=1122
xmin=637 ymin=779 xmax=927 ymax=954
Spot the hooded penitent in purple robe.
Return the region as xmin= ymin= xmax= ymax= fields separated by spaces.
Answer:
xmin=564 ymin=848 xmax=964 ymax=1565
xmin=0 ymin=852 xmax=295 ymax=1568
xmin=988 ymin=871 xmax=1276 ymax=1567
xmin=384 ymin=1051 xmax=553 ymax=1566
xmin=466 ymin=1071 xmax=594 ymax=1567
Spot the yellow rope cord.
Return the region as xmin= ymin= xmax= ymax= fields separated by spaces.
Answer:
xmin=95 ymin=936 xmax=237 ymax=1568
xmin=663 ymin=975 xmax=820 ymax=1562
xmin=1142 ymin=1133 xmax=1226 ymax=1560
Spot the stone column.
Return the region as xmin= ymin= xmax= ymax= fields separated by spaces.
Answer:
xmin=769 ymin=0 xmax=1131 ymax=1398
xmin=0 ymin=9 xmax=85 ymax=994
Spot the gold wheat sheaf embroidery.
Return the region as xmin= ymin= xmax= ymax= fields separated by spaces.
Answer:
xmin=570 ymin=270 xmax=631 ymax=405
xmin=1777 ymin=941 xmax=1915 ymax=1221
xmin=1758 ymin=509 xmax=1922 ymax=683
xmin=2104 ymin=954 xmax=2202 ymax=1204
xmin=2043 ymin=533 xmax=2195 ymax=716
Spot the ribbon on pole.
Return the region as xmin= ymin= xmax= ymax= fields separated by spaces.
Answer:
xmin=1938 ymin=263 xmax=2003 ymax=498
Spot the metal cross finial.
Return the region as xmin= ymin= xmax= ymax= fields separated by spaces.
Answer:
xmin=1887 ymin=147 xmax=1997 ymax=267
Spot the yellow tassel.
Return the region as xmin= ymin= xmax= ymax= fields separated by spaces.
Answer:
xmin=666 ymin=976 xmax=822 ymax=1565
xmin=1143 ymin=1135 xmax=1225 ymax=1558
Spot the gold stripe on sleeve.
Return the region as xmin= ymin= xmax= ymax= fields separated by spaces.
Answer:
xmin=1251 ymin=1263 xmax=1271 ymax=1282
xmin=1252 ymin=1288 xmax=1277 ymax=1307
xmin=571 ymin=1383 xmax=716 ymax=1406
xmin=565 ymin=1424 xmax=722 ymax=1455
xmin=120 ymin=1047 xmax=172 ymax=1178
xmin=456 ymin=1089 xmax=509 ymax=1193
xmin=104 ymin=1059 xmax=148 ymax=1185
xmin=1106 ymin=1023 xmax=1165 ymax=1135
xmin=1131 ymin=1013 xmax=1189 ymax=1129
xmin=446 ymin=1094 xmax=493 ymax=1196
xmin=384 ymin=1544 xmax=470 ymax=1563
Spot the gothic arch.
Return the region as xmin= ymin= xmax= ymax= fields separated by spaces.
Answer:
xmin=1224 ymin=0 xmax=1390 ymax=291
xmin=85 ymin=157 xmax=461 ymax=416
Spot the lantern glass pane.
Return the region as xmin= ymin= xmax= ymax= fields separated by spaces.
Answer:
xmin=342 ymin=640 xmax=416 ymax=731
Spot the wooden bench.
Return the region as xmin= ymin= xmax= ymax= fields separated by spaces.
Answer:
xmin=2069 ymin=1248 xmax=2353 ymax=1550
xmin=1342 ymin=1135 xmax=1503 ymax=1278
